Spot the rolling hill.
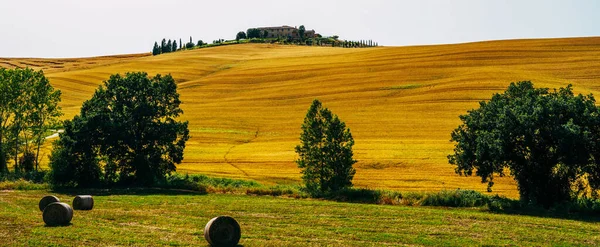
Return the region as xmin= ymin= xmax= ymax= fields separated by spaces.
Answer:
xmin=3 ymin=37 xmax=600 ymax=197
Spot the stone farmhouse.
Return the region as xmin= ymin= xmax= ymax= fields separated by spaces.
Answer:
xmin=256 ymin=25 xmax=318 ymax=39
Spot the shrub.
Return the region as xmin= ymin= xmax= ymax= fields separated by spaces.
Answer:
xmin=249 ymin=38 xmax=266 ymax=43
xmin=0 ymin=179 xmax=48 ymax=190
xmin=421 ymin=189 xmax=489 ymax=207
xmin=19 ymin=152 xmax=35 ymax=173
xmin=159 ymin=173 xmax=262 ymax=193
xmin=246 ymin=185 xmax=304 ymax=198
xmin=0 ymin=170 xmax=48 ymax=183
xmin=328 ymin=188 xmax=382 ymax=203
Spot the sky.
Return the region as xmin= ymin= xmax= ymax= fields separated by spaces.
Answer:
xmin=1 ymin=0 xmax=599 ymax=58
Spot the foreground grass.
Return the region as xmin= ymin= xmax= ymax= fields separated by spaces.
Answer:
xmin=1 ymin=190 xmax=599 ymax=246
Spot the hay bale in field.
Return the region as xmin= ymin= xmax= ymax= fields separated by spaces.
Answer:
xmin=38 ymin=195 xmax=60 ymax=212
xmin=204 ymin=216 xmax=241 ymax=247
xmin=42 ymin=202 xmax=73 ymax=226
xmin=72 ymin=195 xmax=94 ymax=210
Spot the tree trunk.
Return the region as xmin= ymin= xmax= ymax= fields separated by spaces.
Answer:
xmin=0 ymin=128 xmax=5 ymax=173
xmin=14 ymin=130 xmax=18 ymax=173
xmin=35 ymin=135 xmax=41 ymax=171
xmin=14 ymin=117 xmax=20 ymax=173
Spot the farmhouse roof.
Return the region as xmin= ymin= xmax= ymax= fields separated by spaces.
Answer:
xmin=257 ymin=25 xmax=296 ymax=30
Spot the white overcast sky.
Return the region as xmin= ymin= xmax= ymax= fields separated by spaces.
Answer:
xmin=1 ymin=0 xmax=599 ymax=58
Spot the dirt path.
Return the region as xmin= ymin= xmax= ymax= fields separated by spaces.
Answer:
xmin=45 ymin=129 xmax=64 ymax=139
xmin=223 ymin=129 xmax=259 ymax=177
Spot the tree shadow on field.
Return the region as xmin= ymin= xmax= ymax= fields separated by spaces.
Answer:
xmin=492 ymin=207 xmax=600 ymax=223
xmin=51 ymin=187 xmax=208 ymax=197
xmin=487 ymin=197 xmax=600 ymax=223
xmin=202 ymin=245 xmax=243 ymax=247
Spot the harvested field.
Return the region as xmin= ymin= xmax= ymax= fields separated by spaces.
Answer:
xmin=5 ymin=37 xmax=600 ymax=197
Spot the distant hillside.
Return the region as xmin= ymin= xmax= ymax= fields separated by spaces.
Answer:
xmin=3 ymin=37 xmax=600 ymax=197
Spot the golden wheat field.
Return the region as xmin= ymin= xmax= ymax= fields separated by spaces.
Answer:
xmin=4 ymin=37 xmax=600 ymax=198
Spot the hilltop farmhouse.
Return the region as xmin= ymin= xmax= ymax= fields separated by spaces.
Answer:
xmin=256 ymin=25 xmax=318 ymax=39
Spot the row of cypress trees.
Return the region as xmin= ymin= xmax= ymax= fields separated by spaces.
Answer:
xmin=341 ymin=40 xmax=378 ymax=48
xmin=152 ymin=37 xmax=199 ymax=56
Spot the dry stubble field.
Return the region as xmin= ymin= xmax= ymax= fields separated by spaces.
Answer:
xmin=4 ymin=37 xmax=600 ymax=198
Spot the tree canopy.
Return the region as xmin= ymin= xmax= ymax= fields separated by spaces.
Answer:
xmin=246 ymin=28 xmax=261 ymax=39
xmin=296 ymin=99 xmax=356 ymax=196
xmin=298 ymin=25 xmax=306 ymax=41
xmin=172 ymin=40 xmax=178 ymax=52
xmin=50 ymin=72 xmax=189 ymax=186
xmin=152 ymin=42 xmax=160 ymax=56
xmin=449 ymin=81 xmax=600 ymax=207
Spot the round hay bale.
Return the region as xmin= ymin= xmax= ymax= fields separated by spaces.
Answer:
xmin=73 ymin=195 xmax=94 ymax=210
xmin=42 ymin=202 xmax=73 ymax=226
xmin=38 ymin=195 xmax=60 ymax=212
xmin=204 ymin=216 xmax=241 ymax=247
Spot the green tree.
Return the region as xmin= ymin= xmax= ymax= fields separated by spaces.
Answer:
xmin=8 ymin=72 xmax=29 ymax=172
xmin=197 ymin=40 xmax=204 ymax=47
xmin=152 ymin=42 xmax=160 ymax=55
xmin=236 ymin=31 xmax=247 ymax=41
xmin=167 ymin=39 xmax=172 ymax=53
xmin=247 ymin=28 xmax=261 ymax=39
xmin=449 ymin=81 xmax=600 ymax=207
xmin=172 ymin=40 xmax=178 ymax=52
xmin=49 ymin=115 xmax=101 ymax=187
xmin=28 ymin=70 xmax=62 ymax=170
xmin=298 ymin=25 xmax=306 ymax=41
xmin=0 ymin=68 xmax=17 ymax=173
xmin=0 ymin=68 xmax=61 ymax=173
xmin=179 ymin=38 xmax=182 ymax=50
xmin=296 ymin=99 xmax=356 ymax=196
xmin=161 ymin=39 xmax=168 ymax=53
xmin=49 ymin=72 xmax=189 ymax=186
xmin=185 ymin=36 xmax=195 ymax=49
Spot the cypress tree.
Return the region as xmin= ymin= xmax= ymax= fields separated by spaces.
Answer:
xmin=161 ymin=39 xmax=168 ymax=53
xmin=152 ymin=42 xmax=160 ymax=55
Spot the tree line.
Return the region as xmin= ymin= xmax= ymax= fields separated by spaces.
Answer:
xmin=0 ymin=68 xmax=189 ymax=188
xmin=152 ymin=26 xmax=379 ymax=56
xmin=152 ymin=37 xmax=205 ymax=56
xmin=338 ymin=40 xmax=378 ymax=48
xmin=235 ymin=27 xmax=378 ymax=48
xmin=0 ymin=68 xmax=62 ymax=174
